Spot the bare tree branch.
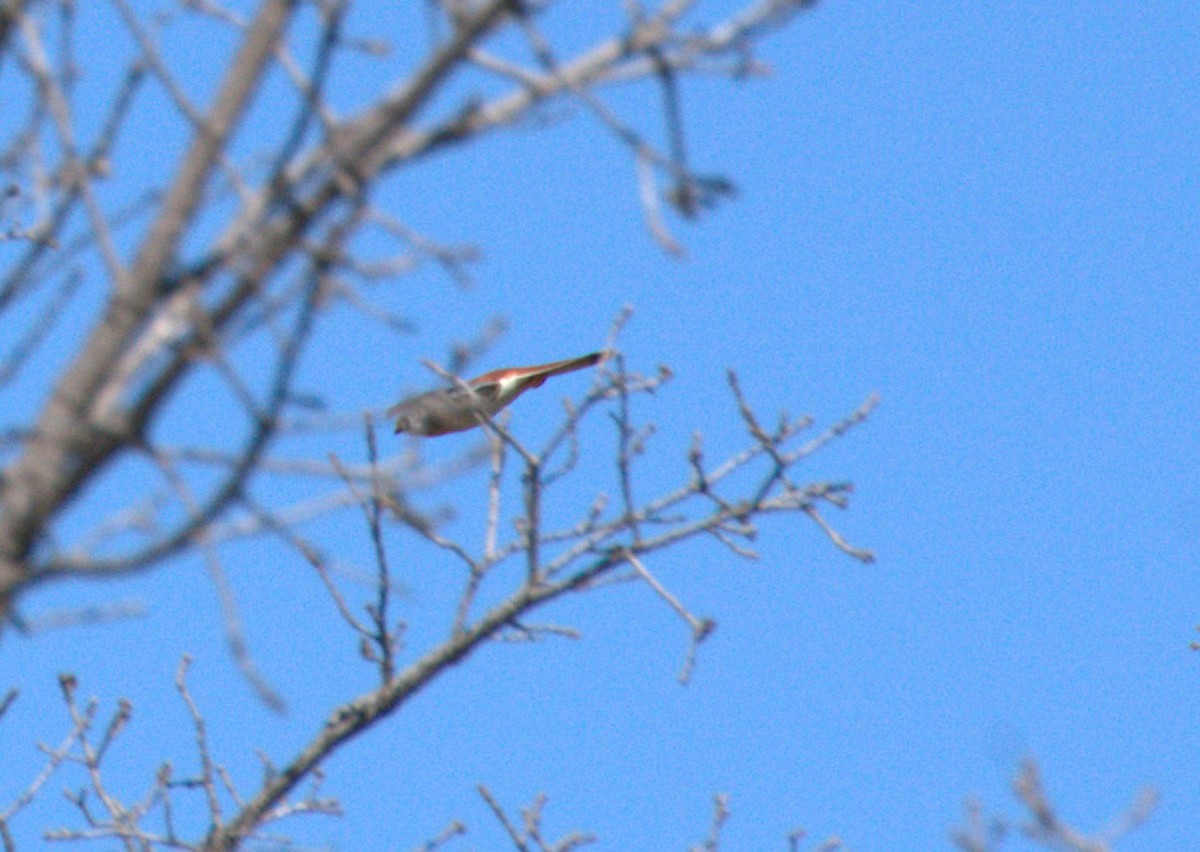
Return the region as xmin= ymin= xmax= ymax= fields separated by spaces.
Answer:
xmin=0 ymin=3 xmax=917 ymax=848
xmin=952 ymin=759 xmax=1157 ymax=852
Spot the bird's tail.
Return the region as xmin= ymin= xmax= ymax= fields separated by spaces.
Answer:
xmin=470 ymin=351 xmax=610 ymax=389
xmin=531 ymin=350 xmax=608 ymax=379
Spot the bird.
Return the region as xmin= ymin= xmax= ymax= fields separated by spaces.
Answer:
xmin=388 ymin=351 xmax=608 ymax=436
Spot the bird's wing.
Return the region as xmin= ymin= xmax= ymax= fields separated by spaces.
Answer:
xmin=461 ymin=382 xmax=502 ymax=402
xmin=387 ymin=383 xmax=494 ymax=422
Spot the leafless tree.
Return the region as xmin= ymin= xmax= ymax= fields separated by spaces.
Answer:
xmin=0 ymin=0 xmax=876 ymax=846
xmin=0 ymin=1 xmax=1157 ymax=849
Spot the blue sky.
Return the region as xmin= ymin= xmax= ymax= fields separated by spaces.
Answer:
xmin=2 ymin=2 xmax=1198 ymax=849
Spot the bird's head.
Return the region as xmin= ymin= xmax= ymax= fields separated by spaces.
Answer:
xmin=392 ymin=410 xmax=419 ymax=434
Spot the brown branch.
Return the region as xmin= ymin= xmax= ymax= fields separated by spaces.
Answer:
xmin=0 ymin=0 xmax=301 ymax=608
xmin=36 ymin=261 xmax=324 ymax=583
xmin=626 ymin=551 xmax=716 ymax=684
xmin=201 ymin=559 xmax=617 ymax=849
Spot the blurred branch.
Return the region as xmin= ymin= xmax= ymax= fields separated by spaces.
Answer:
xmin=787 ymin=830 xmax=844 ymax=852
xmin=28 ymin=659 xmax=339 ymax=848
xmin=951 ymin=759 xmax=1158 ymax=852
xmin=1015 ymin=759 xmax=1158 ymax=851
xmin=689 ymin=793 xmax=730 ymax=852
xmin=0 ymin=0 xmax=300 ymax=610
xmin=478 ymin=787 xmax=597 ymax=852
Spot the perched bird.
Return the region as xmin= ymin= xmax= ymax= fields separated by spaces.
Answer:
xmin=389 ymin=351 xmax=607 ymax=436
